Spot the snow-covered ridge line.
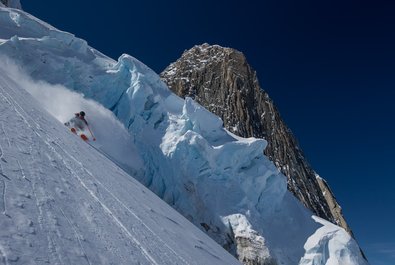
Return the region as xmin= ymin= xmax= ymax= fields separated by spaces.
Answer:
xmin=0 ymin=6 xmax=369 ymax=265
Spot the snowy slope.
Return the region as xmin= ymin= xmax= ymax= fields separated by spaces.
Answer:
xmin=0 ymin=64 xmax=240 ymax=264
xmin=0 ymin=5 xmax=368 ymax=265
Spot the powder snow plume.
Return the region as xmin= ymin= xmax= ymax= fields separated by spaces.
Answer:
xmin=0 ymin=56 xmax=143 ymax=173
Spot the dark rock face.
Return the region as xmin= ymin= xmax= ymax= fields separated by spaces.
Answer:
xmin=160 ymin=44 xmax=351 ymax=235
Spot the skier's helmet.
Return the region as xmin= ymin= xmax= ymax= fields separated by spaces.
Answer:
xmin=79 ymin=111 xmax=86 ymax=117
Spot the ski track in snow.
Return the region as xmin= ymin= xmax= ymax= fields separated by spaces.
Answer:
xmin=0 ymin=79 xmax=81 ymax=264
xmin=0 ymin=245 xmax=9 ymax=265
xmin=53 ymin=145 xmax=158 ymax=265
xmin=0 ymin=77 xmax=94 ymax=265
xmin=0 ymin=142 xmax=3 ymax=160
xmin=1 ymin=122 xmax=11 ymax=149
xmin=30 ymin=158 xmax=64 ymax=265
xmin=0 ymin=136 xmax=10 ymax=181
xmin=0 ymin=90 xmax=12 ymax=152
xmin=0 ymin=72 xmax=195 ymax=265
xmin=0 ymin=79 xmax=97 ymax=264
xmin=58 ymin=207 xmax=92 ymax=265
xmin=0 ymin=160 xmax=10 ymax=181
xmin=55 ymin=143 xmax=190 ymax=265
xmin=0 ymin=153 xmax=8 ymax=181
xmin=16 ymin=160 xmax=30 ymax=182
xmin=0 ymin=83 xmax=62 ymax=264
xmin=0 ymin=178 xmax=6 ymax=215
xmin=31 ymin=164 xmax=65 ymax=265
xmin=0 ymin=87 xmax=10 ymax=219
xmin=50 ymin=136 xmax=189 ymax=265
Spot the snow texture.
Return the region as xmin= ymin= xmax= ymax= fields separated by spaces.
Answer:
xmin=0 ymin=56 xmax=240 ymax=265
xmin=0 ymin=6 xmax=368 ymax=265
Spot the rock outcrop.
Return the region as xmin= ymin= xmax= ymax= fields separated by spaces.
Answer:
xmin=160 ymin=43 xmax=351 ymax=234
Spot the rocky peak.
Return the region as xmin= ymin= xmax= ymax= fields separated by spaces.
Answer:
xmin=161 ymin=44 xmax=352 ymax=235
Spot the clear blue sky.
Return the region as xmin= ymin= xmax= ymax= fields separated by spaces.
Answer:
xmin=22 ymin=1 xmax=395 ymax=264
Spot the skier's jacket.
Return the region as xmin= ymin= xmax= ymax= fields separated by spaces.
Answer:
xmin=65 ymin=113 xmax=88 ymax=130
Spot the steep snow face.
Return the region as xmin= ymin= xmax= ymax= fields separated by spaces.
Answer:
xmin=0 ymin=6 xmax=368 ymax=265
xmin=0 ymin=61 xmax=240 ymax=264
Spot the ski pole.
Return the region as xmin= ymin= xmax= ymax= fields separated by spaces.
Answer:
xmin=87 ymin=125 xmax=96 ymax=141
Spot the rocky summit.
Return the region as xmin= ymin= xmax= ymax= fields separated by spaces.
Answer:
xmin=160 ymin=43 xmax=351 ymax=235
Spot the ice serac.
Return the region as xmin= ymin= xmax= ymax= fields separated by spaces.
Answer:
xmin=160 ymin=44 xmax=351 ymax=234
xmin=0 ymin=0 xmax=21 ymax=9
xmin=0 ymin=6 xmax=368 ymax=265
xmin=300 ymin=217 xmax=368 ymax=265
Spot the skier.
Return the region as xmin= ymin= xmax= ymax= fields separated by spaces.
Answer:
xmin=65 ymin=111 xmax=95 ymax=141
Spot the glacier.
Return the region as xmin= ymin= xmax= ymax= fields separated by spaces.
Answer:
xmin=0 ymin=5 xmax=368 ymax=265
